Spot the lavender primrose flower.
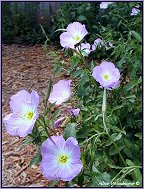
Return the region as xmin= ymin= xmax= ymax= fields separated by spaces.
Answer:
xmin=60 ymin=22 xmax=88 ymax=49
xmin=48 ymin=80 xmax=72 ymax=105
xmin=75 ymin=43 xmax=91 ymax=56
xmin=100 ymin=2 xmax=114 ymax=9
xmin=130 ymin=6 xmax=140 ymax=16
xmin=92 ymin=61 xmax=120 ymax=90
xmin=40 ymin=136 xmax=83 ymax=181
xmin=69 ymin=108 xmax=80 ymax=117
xmin=91 ymin=38 xmax=104 ymax=51
xmin=3 ymin=90 xmax=39 ymax=137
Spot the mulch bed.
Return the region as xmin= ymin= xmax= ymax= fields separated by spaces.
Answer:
xmin=2 ymin=44 xmax=71 ymax=187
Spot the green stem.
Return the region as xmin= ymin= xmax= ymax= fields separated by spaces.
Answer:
xmin=102 ymin=88 xmax=127 ymax=166
xmin=102 ymin=88 xmax=108 ymax=133
xmin=107 ymin=133 xmax=127 ymax=166
xmin=65 ymin=181 xmax=69 ymax=187
xmin=42 ymin=117 xmax=57 ymax=135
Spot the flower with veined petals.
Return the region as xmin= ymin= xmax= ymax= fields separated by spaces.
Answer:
xmin=48 ymin=80 xmax=72 ymax=105
xmin=100 ymin=2 xmax=114 ymax=9
xmin=60 ymin=22 xmax=88 ymax=49
xmin=40 ymin=136 xmax=83 ymax=181
xmin=3 ymin=90 xmax=39 ymax=137
xmin=92 ymin=61 xmax=120 ymax=90
xmin=130 ymin=6 xmax=140 ymax=16
xmin=75 ymin=43 xmax=91 ymax=56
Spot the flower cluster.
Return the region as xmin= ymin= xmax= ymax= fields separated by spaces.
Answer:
xmin=3 ymin=20 xmax=121 ymax=185
xmin=60 ymin=22 xmax=120 ymax=90
xmin=60 ymin=22 xmax=114 ymax=57
xmin=3 ymin=80 xmax=83 ymax=182
xmin=130 ymin=6 xmax=140 ymax=16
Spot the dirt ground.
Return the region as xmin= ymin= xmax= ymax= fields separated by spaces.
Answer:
xmin=2 ymin=44 xmax=71 ymax=187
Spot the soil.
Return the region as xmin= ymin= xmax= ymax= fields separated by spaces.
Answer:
xmin=2 ymin=44 xmax=71 ymax=187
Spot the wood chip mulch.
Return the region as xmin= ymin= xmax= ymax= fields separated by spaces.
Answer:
xmin=2 ymin=44 xmax=71 ymax=187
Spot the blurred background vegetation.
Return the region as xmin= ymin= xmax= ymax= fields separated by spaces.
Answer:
xmin=2 ymin=2 xmax=142 ymax=45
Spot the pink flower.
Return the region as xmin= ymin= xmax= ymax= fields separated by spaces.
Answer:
xmin=92 ymin=61 xmax=120 ymax=90
xmin=100 ymin=2 xmax=114 ymax=9
xmin=3 ymin=90 xmax=39 ymax=137
xmin=130 ymin=6 xmax=140 ymax=16
xmin=60 ymin=22 xmax=88 ymax=49
xmin=75 ymin=43 xmax=91 ymax=56
xmin=69 ymin=108 xmax=80 ymax=117
xmin=40 ymin=136 xmax=83 ymax=181
xmin=48 ymin=80 xmax=72 ymax=105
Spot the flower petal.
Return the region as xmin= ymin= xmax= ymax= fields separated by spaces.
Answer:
xmin=48 ymin=80 xmax=72 ymax=105
xmin=41 ymin=136 xmax=65 ymax=156
xmin=3 ymin=113 xmax=36 ymax=137
xmin=40 ymin=158 xmax=60 ymax=181
xmin=10 ymin=90 xmax=31 ymax=112
xmin=60 ymin=32 xmax=76 ymax=49
xmin=31 ymin=90 xmax=39 ymax=107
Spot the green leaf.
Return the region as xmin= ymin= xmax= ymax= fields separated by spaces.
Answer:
xmin=126 ymin=159 xmax=142 ymax=186
xmin=21 ymin=136 xmax=33 ymax=145
xmin=125 ymin=94 xmax=136 ymax=99
xmin=79 ymin=74 xmax=89 ymax=87
xmin=130 ymin=30 xmax=142 ymax=43
xmin=77 ymin=15 xmax=87 ymax=21
xmin=53 ymin=64 xmax=62 ymax=75
xmin=77 ymin=171 xmax=84 ymax=187
xmin=70 ymin=57 xmax=79 ymax=70
xmin=92 ymin=164 xmax=100 ymax=173
xmin=134 ymin=132 xmax=142 ymax=139
xmin=80 ymin=50 xmax=88 ymax=57
xmin=63 ymin=123 xmax=77 ymax=140
xmin=40 ymin=24 xmax=49 ymax=41
xmin=29 ymin=153 xmax=42 ymax=167
xmin=109 ymin=145 xmax=125 ymax=156
xmin=72 ymin=69 xmax=84 ymax=79
xmin=52 ymin=110 xmax=61 ymax=120
xmin=45 ymin=78 xmax=52 ymax=107
xmin=123 ymin=77 xmax=142 ymax=92
xmin=54 ymin=28 xmax=66 ymax=33
xmin=112 ymin=105 xmax=123 ymax=112
xmin=105 ymin=133 xmax=122 ymax=146
xmin=48 ymin=180 xmax=59 ymax=187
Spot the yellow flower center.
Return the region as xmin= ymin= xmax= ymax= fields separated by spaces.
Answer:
xmin=73 ymin=35 xmax=80 ymax=41
xmin=26 ymin=111 xmax=34 ymax=120
xmin=58 ymin=154 xmax=68 ymax=164
xmin=103 ymin=74 xmax=110 ymax=80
